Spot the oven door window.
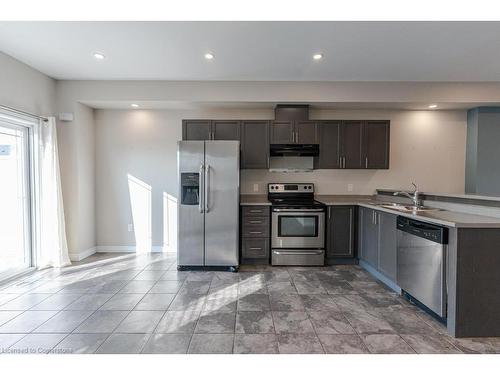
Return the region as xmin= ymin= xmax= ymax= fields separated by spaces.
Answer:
xmin=278 ymin=215 xmax=318 ymax=237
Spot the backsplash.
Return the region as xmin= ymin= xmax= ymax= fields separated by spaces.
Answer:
xmin=240 ymin=168 xmax=465 ymax=196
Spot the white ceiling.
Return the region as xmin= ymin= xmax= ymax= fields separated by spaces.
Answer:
xmin=1 ymin=21 xmax=500 ymax=81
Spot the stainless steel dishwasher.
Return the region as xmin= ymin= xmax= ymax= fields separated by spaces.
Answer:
xmin=396 ymin=216 xmax=448 ymax=318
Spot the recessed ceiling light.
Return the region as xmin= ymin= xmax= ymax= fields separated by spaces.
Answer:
xmin=428 ymin=104 xmax=438 ymax=109
xmin=313 ymin=53 xmax=323 ymax=60
xmin=93 ymin=52 xmax=105 ymax=60
xmin=204 ymin=53 xmax=215 ymax=60
xmin=131 ymin=104 xmax=139 ymax=108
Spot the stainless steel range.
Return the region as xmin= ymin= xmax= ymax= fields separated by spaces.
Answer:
xmin=268 ymin=183 xmax=326 ymax=266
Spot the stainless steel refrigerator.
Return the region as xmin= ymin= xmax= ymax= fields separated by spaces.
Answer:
xmin=177 ymin=141 xmax=240 ymax=270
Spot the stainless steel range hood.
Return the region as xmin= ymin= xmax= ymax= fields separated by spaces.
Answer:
xmin=269 ymin=156 xmax=314 ymax=172
xmin=269 ymin=105 xmax=317 ymax=172
xmin=270 ymin=144 xmax=319 ymax=157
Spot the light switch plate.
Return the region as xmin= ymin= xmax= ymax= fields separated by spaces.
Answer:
xmin=347 ymin=184 xmax=354 ymax=192
xmin=253 ymin=183 xmax=259 ymax=192
xmin=128 ymin=224 xmax=134 ymax=232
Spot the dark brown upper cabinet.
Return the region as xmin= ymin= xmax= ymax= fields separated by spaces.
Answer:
xmin=182 ymin=120 xmax=241 ymax=141
xmin=340 ymin=120 xmax=363 ymax=169
xmin=241 ymin=121 xmax=270 ymax=169
xmin=182 ymin=117 xmax=389 ymax=170
xmin=182 ymin=120 xmax=212 ymax=140
xmin=270 ymin=121 xmax=294 ymax=143
xmin=295 ymin=121 xmax=319 ymax=144
xmin=319 ymin=120 xmax=390 ymax=170
xmin=270 ymin=120 xmax=318 ymax=144
xmin=212 ymin=120 xmax=240 ymax=140
xmin=315 ymin=121 xmax=341 ymax=169
xmin=362 ymin=120 xmax=390 ymax=169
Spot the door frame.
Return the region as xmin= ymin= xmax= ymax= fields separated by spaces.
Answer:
xmin=0 ymin=110 xmax=38 ymax=282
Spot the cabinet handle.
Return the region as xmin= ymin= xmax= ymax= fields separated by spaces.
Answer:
xmin=249 ymin=231 xmax=262 ymax=234
xmin=249 ymin=220 xmax=263 ymax=224
xmin=365 ymin=156 xmax=368 ymax=169
xmin=343 ymin=157 xmax=346 ymax=169
xmin=249 ymin=247 xmax=262 ymax=250
xmin=249 ymin=209 xmax=262 ymax=213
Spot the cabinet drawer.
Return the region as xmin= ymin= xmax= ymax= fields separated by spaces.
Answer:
xmin=242 ymin=238 xmax=269 ymax=259
xmin=243 ymin=216 xmax=269 ymax=227
xmin=242 ymin=224 xmax=269 ymax=238
xmin=242 ymin=206 xmax=270 ymax=217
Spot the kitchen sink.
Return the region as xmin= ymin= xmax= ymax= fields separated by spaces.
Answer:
xmin=376 ymin=203 xmax=442 ymax=212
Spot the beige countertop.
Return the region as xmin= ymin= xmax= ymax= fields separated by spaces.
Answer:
xmin=240 ymin=194 xmax=500 ymax=228
xmin=240 ymin=194 xmax=271 ymax=206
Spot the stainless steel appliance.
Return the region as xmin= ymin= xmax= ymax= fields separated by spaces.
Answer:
xmin=396 ymin=216 xmax=448 ymax=318
xmin=269 ymin=183 xmax=326 ymax=266
xmin=177 ymin=141 xmax=240 ymax=271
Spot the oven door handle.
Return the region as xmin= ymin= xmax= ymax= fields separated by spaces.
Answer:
xmin=273 ymin=250 xmax=324 ymax=255
xmin=272 ymin=208 xmax=324 ymax=212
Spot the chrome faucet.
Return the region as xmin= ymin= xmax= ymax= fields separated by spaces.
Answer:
xmin=393 ymin=182 xmax=422 ymax=207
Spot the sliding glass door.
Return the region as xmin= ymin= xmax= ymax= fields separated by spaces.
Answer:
xmin=0 ymin=119 xmax=32 ymax=278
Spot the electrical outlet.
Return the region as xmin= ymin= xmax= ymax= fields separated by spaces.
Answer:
xmin=253 ymin=183 xmax=259 ymax=192
xmin=128 ymin=224 xmax=134 ymax=232
xmin=347 ymin=184 xmax=354 ymax=192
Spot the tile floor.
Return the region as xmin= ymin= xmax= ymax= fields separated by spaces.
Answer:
xmin=0 ymin=253 xmax=499 ymax=354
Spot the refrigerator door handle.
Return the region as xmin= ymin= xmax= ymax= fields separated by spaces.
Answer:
xmin=198 ymin=163 xmax=204 ymax=213
xmin=205 ymin=164 xmax=210 ymax=213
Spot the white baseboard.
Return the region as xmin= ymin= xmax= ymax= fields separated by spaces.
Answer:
xmin=69 ymin=246 xmax=97 ymax=262
xmin=96 ymin=245 xmax=177 ymax=254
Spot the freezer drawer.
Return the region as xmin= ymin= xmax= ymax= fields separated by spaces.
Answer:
xmin=272 ymin=249 xmax=325 ymax=266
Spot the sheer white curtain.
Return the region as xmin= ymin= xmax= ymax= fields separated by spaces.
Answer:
xmin=36 ymin=117 xmax=71 ymax=268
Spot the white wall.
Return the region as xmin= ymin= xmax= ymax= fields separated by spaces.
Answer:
xmin=243 ymin=109 xmax=467 ymax=195
xmin=95 ymin=108 xmax=272 ymax=251
xmin=55 ymin=101 xmax=96 ymax=260
xmin=94 ymin=108 xmax=466 ymax=251
xmin=0 ymin=52 xmax=56 ymax=115
xmin=0 ymin=52 xmax=56 ymax=116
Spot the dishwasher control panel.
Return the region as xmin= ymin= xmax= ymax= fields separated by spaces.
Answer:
xmin=396 ymin=216 xmax=448 ymax=244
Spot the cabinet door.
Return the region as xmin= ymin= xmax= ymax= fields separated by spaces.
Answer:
xmin=295 ymin=121 xmax=319 ymax=144
xmin=327 ymin=206 xmax=355 ymax=258
xmin=241 ymin=121 xmax=270 ymax=169
xmin=377 ymin=211 xmax=397 ymax=281
xmin=359 ymin=207 xmax=379 ymax=267
xmin=270 ymin=121 xmax=294 ymax=144
xmin=316 ymin=121 xmax=341 ymax=169
xmin=340 ymin=121 xmax=363 ymax=169
xmin=363 ymin=120 xmax=390 ymax=169
xmin=212 ymin=120 xmax=240 ymax=141
xmin=182 ymin=120 xmax=211 ymax=140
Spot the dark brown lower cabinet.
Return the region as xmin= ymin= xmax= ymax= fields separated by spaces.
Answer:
xmin=240 ymin=205 xmax=270 ymax=264
xmin=326 ymin=206 xmax=357 ymax=263
xmin=377 ymin=211 xmax=397 ymax=281
xmin=358 ymin=207 xmax=397 ymax=282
